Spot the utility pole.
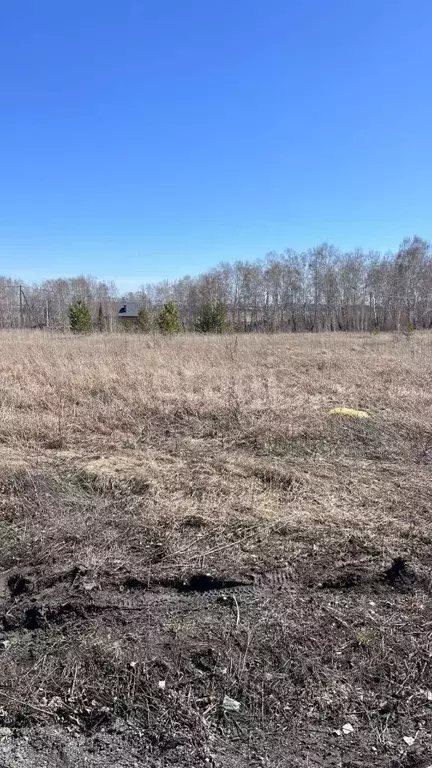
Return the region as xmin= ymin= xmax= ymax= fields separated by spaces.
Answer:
xmin=19 ymin=285 xmax=24 ymax=328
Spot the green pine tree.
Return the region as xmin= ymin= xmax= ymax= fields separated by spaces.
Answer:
xmin=196 ymin=301 xmax=228 ymax=333
xmin=68 ymin=300 xmax=93 ymax=334
xmin=195 ymin=303 xmax=215 ymax=333
xmin=157 ymin=302 xmax=181 ymax=334
xmin=212 ymin=301 xmax=228 ymax=333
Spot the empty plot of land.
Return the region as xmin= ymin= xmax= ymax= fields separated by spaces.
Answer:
xmin=0 ymin=331 xmax=431 ymax=767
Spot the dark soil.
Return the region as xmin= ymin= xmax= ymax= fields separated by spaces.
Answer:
xmin=0 ymin=429 xmax=431 ymax=767
xmin=1 ymin=540 xmax=431 ymax=766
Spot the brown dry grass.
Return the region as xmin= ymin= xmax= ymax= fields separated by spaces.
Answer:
xmin=0 ymin=330 xmax=431 ymax=767
xmin=1 ymin=330 xmax=431 ymax=550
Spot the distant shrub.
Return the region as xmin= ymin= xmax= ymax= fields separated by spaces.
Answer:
xmin=157 ymin=302 xmax=181 ymax=335
xmin=119 ymin=318 xmax=138 ymax=333
xmin=196 ymin=302 xmax=228 ymax=333
xmin=68 ymin=300 xmax=93 ymax=334
xmin=137 ymin=307 xmax=152 ymax=333
xmin=402 ymin=323 xmax=416 ymax=340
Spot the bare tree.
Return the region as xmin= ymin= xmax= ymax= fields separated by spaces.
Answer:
xmin=2 ymin=237 xmax=432 ymax=332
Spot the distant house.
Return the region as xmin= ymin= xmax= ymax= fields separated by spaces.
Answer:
xmin=118 ymin=302 xmax=139 ymax=319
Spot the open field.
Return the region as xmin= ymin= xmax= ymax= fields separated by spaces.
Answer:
xmin=0 ymin=330 xmax=431 ymax=767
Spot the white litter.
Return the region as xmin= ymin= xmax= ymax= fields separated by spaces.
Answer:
xmin=403 ymin=736 xmax=416 ymax=747
xmin=158 ymin=680 xmax=166 ymax=690
xmin=342 ymin=723 xmax=354 ymax=735
xmin=222 ymin=695 xmax=241 ymax=713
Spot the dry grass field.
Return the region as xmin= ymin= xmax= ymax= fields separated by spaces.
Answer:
xmin=0 ymin=330 xmax=431 ymax=767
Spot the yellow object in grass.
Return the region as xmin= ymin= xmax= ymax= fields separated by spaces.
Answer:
xmin=329 ymin=407 xmax=370 ymax=419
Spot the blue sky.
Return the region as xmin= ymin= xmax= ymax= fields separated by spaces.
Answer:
xmin=1 ymin=0 xmax=431 ymax=290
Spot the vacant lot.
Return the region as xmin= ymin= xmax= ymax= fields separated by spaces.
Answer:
xmin=0 ymin=331 xmax=431 ymax=768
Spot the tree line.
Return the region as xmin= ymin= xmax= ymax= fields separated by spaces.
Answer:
xmin=1 ymin=235 xmax=432 ymax=333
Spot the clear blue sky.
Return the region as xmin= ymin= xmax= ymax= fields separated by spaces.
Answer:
xmin=1 ymin=0 xmax=431 ymax=290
